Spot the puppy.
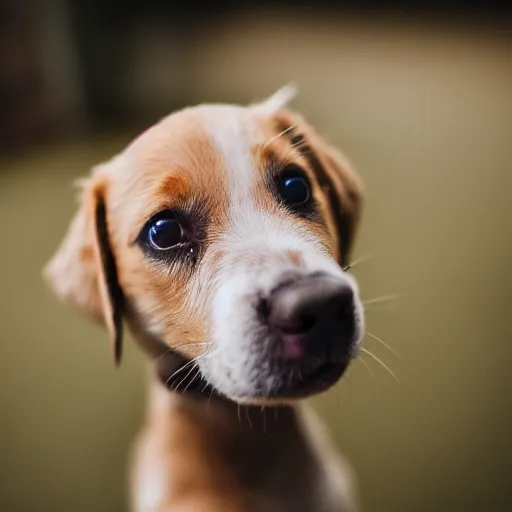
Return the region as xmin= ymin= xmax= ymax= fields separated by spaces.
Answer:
xmin=44 ymin=86 xmax=364 ymax=512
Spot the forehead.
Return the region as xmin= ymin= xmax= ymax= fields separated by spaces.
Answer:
xmin=130 ymin=103 xmax=270 ymax=174
xmin=125 ymin=103 xmax=286 ymax=184
xmin=107 ymin=105 xmax=291 ymax=235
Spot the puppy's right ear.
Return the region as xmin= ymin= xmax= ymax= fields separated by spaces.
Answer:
xmin=43 ymin=169 xmax=124 ymax=364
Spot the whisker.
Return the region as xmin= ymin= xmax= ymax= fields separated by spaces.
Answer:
xmin=183 ymin=368 xmax=203 ymax=394
xmin=164 ymin=352 xmax=210 ymax=388
xmin=237 ymin=404 xmax=242 ymax=427
xmin=207 ymin=388 xmax=215 ymax=411
xmin=291 ymin=136 xmax=307 ymax=150
xmin=362 ymin=302 xmax=398 ymax=312
xmin=360 ymin=347 xmax=399 ymax=382
xmin=152 ymin=342 xmax=212 ymax=364
xmin=358 ymin=356 xmax=374 ymax=378
xmin=245 ymin=407 xmax=253 ymax=429
xmin=174 ymin=364 xmax=200 ymax=394
xmin=330 ymin=387 xmax=342 ymax=408
xmin=164 ymin=359 xmax=195 ymax=387
xmin=262 ymin=407 xmax=267 ymax=434
xmin=363 ymin=294 xmax=400 ymax=306
xmin=343 ymin=254 xmax=373 ymax=272
xmin=295 ymin=145 xmax=312 ymax=156
xmin=365 ymin=331 xmax=400 ymax=358
xmin=152 ymin=348 xmax=174 ymax=362
xmin=263 ymin=124 xmax=297 ymax=149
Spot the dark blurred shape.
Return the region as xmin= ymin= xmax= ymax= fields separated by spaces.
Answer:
xmin=67 ymin=0 xmax=512 ymax=129
xmin=1 ymin=0 xmax=510 ymax=153
xmin=0 ymin=1 xmax=83 ymax=153
xmin=0 ymin=4 xmax=51 ymax=150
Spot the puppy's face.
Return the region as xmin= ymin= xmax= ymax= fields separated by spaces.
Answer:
xmin=45 ymin=90 xmax=364 ymax=404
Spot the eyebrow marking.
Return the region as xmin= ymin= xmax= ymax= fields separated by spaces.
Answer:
xmin=157 ymin=175 xmax=191 ymax=200
xmin=278 ymin=124 xmax=352 ymax=266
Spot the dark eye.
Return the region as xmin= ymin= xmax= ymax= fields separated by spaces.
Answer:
xmin=147 ymin=211 xmax=184 ymax=250
xmin=277 ymin=167 xmax=311 ymax=207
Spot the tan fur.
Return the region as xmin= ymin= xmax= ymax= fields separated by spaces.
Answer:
xmin=249 ymin=133 xmax=331 ymax=256
xmin=45 ymin=91 xmax=363 ymax=511
xmin=271 ymin=110 xmax=363 ymax=263
xmin=131 ymin=379 xmax=358 ymax=512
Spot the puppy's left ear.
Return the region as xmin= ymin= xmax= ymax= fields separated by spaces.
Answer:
xmin=274 ymin=110 xmax=364 ymax=267
xmin=44 ymin=169 xmax=124 ymax=364
xmin=309 ymin=139 xmax=364 ymax=267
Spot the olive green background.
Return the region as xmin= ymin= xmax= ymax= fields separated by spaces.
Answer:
xmin=1 ymin=13 xmax=511 ymax=512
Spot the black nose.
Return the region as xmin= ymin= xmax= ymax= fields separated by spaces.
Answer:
xmin=267 ymin=273 xmax=356 ymax=360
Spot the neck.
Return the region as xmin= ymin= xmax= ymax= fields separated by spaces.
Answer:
xmin=148 ymin=370 xmax=307 ymax=449
xmin=129 ymin=325 xmax=355 ymax=510
xmin=137 ymin=374 xmax=349 ymax=512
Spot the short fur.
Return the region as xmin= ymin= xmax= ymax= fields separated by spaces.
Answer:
xmin=44 ymin=87 xmax=364 ymax=511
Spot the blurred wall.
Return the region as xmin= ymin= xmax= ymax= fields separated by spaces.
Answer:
xmin=0 ymin=6 xmax=511 ymax=512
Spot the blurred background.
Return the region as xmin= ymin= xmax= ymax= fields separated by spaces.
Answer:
xmin=1 ymin=1 xmax=511 ymax=511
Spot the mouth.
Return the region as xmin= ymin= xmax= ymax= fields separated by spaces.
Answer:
xmin=265 ymin=358 xmax=349 ymax=399
xmin=159 ymin=353 xmax=350 ymax=404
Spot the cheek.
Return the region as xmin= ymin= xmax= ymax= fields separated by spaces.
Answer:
xmin=152 ymin=284 xmax=208 ymax=356
xmin=297 ymin=214 xmax=336 ymax=260
xmin=118 ymin=252 xmax=208 ymax=355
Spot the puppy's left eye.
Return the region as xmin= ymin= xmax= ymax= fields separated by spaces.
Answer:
xmin=278 ymin=166 xmax=311 ymax=207
xmin=137 ymin=209 xmax=201 ymax=266
xmin=146 ymin=211 xmax=185 ymax=250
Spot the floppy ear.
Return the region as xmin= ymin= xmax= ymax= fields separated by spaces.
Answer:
xmin=44 ymin=175 xmax=124 ymax=364
xmin=308 ymin=139 xmax=364 ymax=267
xmin=274 ymin=110 xmax=364 ymax=267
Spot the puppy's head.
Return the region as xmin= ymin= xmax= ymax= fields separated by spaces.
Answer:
xmin=45 ymin=88 xmax=364 ymax=404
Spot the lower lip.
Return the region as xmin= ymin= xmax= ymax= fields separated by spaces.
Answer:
xmin=268 ymin=360 xmax=348 ymax=398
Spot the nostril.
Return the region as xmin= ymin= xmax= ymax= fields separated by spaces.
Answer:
xmin=266 ymin=274 xmax=356 ymax=339
xmin=279 ymin=312 xmax=317 ymax=335
xmin=299 ymin=313 xmax=316 ymax=333
xmin=257 ymin=298 xmax=271 ymax=320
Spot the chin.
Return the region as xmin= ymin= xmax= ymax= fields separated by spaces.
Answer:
xmin=208 ymin=357 xmax=351 ymax=406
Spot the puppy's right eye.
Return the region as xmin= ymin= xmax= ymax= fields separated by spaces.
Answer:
xmin=146 ymin=211 xmax=184 ymax=250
